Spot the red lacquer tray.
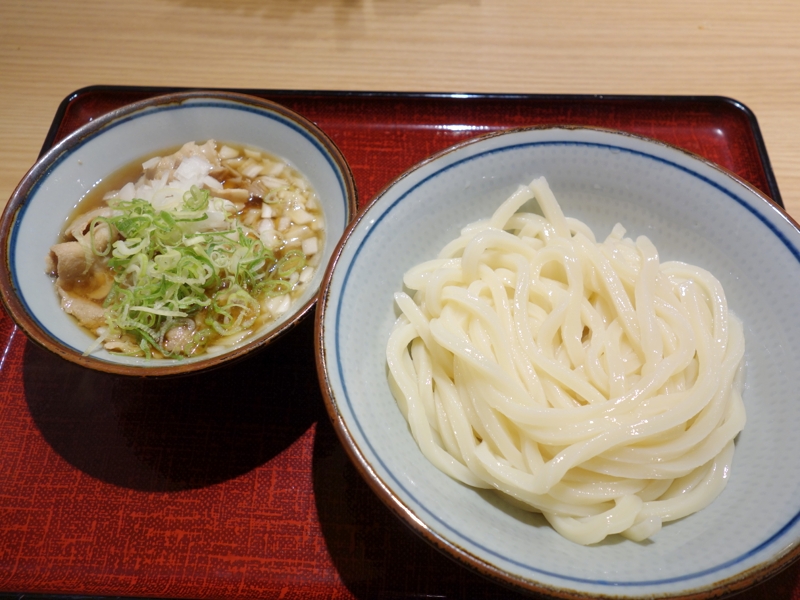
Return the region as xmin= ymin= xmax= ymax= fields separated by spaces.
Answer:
xmin=1 ymin=87 xmax=796 ymax=600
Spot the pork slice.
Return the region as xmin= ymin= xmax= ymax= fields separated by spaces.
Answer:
xmin=66 ymin=207 xmax=114 ymax=253
xmin=104 ymin=339 xmax=138 ymax=354
xmin=67 ymin=206 xmax=111 ymax=237
xmin=57 ymin=286 xmax=106 ymax=330
xmin=163 ymin=322 xmax=196 ymax=354
xmin=90 ymin=224 xmax=112 ymax=254
xmin=49 ymin=241 xmax=91 ymax=284
xmin=180 ymin=140 xmax=220 ymax=166
xmin=44 ymin=252 xmax=57 ymax=277
xmin=212 ymin=188 xmax=250 ymax=203
xmin=145 ymin=155 xmax=178 ymax=180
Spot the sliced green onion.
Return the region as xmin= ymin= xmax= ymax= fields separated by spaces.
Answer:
xmin=91 ymin=186 xmax=306 ymax=358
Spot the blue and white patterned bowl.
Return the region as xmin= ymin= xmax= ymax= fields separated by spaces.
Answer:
xmin=0 ymin=91 xmax=357 ymax=376
xmin=316 ymin=126 xmax=800 ymax=598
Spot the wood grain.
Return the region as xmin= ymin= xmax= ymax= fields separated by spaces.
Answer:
xmin=1 ymin=0 xmax=798 ymax=218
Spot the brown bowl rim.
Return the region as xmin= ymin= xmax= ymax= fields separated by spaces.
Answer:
xmin=0 ymin=90 xmax=358 ymax=377
xmin=314 ymin=124 xmax=800 ymax=599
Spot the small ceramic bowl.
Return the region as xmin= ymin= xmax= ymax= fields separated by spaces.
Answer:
xmin=316 ymin=126 xmax=800 ymax=598
xmin=0 ymin=91 xmax=357 ymax=376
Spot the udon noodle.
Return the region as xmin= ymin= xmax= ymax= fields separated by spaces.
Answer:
xmin=386 ymin=177 xmax=745 ymax=545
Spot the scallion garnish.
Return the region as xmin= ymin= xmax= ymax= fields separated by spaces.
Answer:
xmin=91 ymin=185 xmax=306 ymax=358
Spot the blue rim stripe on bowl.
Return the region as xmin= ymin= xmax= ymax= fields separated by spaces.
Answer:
xmin=11 ymin=99 xmax=351 ymax=362
xmin=333 ymin=137 xmax=800 ymax=589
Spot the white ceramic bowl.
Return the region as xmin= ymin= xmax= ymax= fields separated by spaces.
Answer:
xmin=0 ymin=91 xmax=356 ymax=376
xmin=316 ymin=126 xmax=800 ymax=598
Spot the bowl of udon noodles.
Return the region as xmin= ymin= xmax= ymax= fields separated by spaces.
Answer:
xmin=0 ymin=90 xmax=357 ymax=376
xmin=315 ymin=126 xmax=800 ymax=598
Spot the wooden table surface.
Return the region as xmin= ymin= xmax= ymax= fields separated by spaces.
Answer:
xmin=1 ymin=0 xmax=799 ymax=219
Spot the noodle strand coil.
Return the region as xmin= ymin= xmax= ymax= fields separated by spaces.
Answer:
xmin=386 ymin=177 xmax=745 ymax=545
